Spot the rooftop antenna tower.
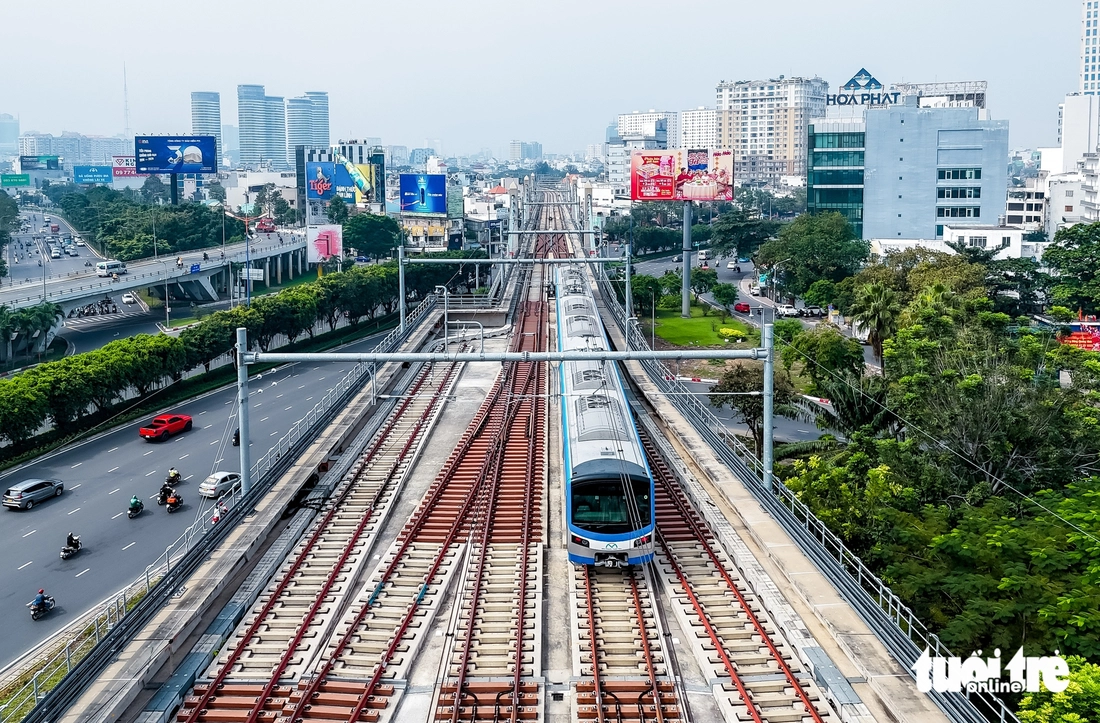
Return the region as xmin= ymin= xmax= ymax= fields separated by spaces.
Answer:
xmin=123 ymin=62 xmax=131 ymax=138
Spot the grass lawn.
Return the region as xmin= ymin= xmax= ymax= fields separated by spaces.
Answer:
xmin=649 ymin=305 xmax=757 ymax=347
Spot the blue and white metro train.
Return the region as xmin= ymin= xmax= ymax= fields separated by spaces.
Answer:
xmin=556 ymin=264 xmax=656 ymax=567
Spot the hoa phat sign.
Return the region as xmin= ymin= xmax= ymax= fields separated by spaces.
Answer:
xmin=827 ymin=68 xmax=901 ymax=106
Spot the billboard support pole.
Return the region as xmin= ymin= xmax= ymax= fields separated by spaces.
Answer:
xmin=398 ymin=245 xmax=406 ymax=333
xmin=170 ymin=173 xmax=178 ymax=206
xmin=763 ymin=323 xmax=774 ymax=493
xmin=682 ymin=201 xmax=692 ymax=318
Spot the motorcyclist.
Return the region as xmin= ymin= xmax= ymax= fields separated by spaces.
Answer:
xmin=167 ymin=467 xmax=181 ymax=484
xmin=166 ymin=490 xmax=181 ymax=509
xmin=66 ymin=532 xmax=79 ymax=550
xmin=33 ymin=589 xmax=46 ymax=608
xmin=129 ymin=494 xmax=141 ymax=511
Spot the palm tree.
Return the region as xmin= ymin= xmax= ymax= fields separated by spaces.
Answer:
xmin=11 ymin=308 xmax=37 ymax=359
xmin=902 ymin=282 xmax=958 ymax=330
xmin=849 ymin=282 xmax=900 ymax=365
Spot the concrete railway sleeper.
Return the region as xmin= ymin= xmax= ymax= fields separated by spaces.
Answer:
xmin=178 ymin=357 xmax=463 ymax=723
xmin=640 ymin=426 xmax=834 ymax=723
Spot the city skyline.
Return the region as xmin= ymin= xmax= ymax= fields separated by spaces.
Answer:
xmin=0 ymin=0 xmax=1082 ymax=155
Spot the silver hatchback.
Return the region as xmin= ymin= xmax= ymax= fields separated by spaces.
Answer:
xmin=3 ymin=479 xmax=64 ymax=510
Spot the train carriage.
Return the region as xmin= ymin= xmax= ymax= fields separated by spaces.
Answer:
xmin=556 ymin=265 xmax=655 ymax=566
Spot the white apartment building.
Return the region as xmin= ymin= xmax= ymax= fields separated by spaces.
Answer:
xmin=716 ymin=75 xmax=828 ymax=185
xmin=679 ymin=107 xmax=717 ymax=149
xmin=617 ymin=111 xmax=678 ymax=151
xmin=1047 ymin=172 xmax=1086 ymax=239
xmin=871 ymin=225 xmax=1042 ymax=262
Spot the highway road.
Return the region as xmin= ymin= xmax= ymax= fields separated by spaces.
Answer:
xmin=0 ymin=328 xmax=392 ymax=670
xmin=6 ymin=211 xmax=96 ymax=288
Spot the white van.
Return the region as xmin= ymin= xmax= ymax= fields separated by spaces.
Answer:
xmin=96 ymin=260 xmax=127 ymax=277
xmin=698 ymin=249 xmax=710 ymax=262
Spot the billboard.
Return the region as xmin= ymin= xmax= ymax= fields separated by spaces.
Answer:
xmin=629 ymin=149 xmax=734 ymax=202
xmin=306 ymin=162 xmax=337 ymax=201
xmin=307 ymin=225 xmax=343 ymax=263
xmin=1 ymin=173 xmax=30 ymax=187
xmin=19 ymin=155 xmax=59 ymax=171
xmin=112 ymin=155 xmax=140 ymax=177
xmin=135 ymin=135 xmax=217 ymax=174
xmin=73 ymin=166 xmax=113 ymax=184
xmin=399 ymin=173 xmax=446 ymax=214
xmin=354 ymin=164 xmax=376 ymax=204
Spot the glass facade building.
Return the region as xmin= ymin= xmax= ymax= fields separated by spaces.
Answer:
xmin=807 ymin=123 xmax=865 ymax=238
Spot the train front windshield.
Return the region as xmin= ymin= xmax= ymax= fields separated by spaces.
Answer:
xmin=571 ymin=479 xmax=652 ymax=535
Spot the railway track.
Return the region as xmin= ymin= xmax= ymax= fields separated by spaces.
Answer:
xmin=178 ymin=358 xmax=463 ymax=722
xmin=641 ymin=426 xmax=834 ymax=723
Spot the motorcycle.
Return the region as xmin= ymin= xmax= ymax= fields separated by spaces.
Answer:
xmin=28 ymin=596 xmax=55 ymax=621
xmin=166 ymin=470 xmax=182 ymax=486
xmin=166 ymin=494 xmax=183 ymax=513
xmin=128 ymin=499 xmax=144 ymax=518
xmin=60 ymin=537 xmax=81 ymax=560
xmin=156 ymin=487 xmax=174 ymax=506
xmin=232 ymin=428 xmax=240 ymax=447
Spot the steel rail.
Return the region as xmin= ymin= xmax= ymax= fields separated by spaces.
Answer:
xmin=581 ymin=567 xmax=608 ymax=723
xmin=628 ymin=574 xmax=667 ymax=723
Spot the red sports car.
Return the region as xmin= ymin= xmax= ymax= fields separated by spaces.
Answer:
xmin=139 ymin=414 xmax=193 ymax=442
xmin=733 ymin=302 xmax=751 ymax=313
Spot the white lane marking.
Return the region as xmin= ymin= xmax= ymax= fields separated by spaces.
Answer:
xmin=75 ymin=568 xmax=90 ymax=578
xmin=297 ymin=384 xmax=305 ymax=389
xmin=284 ymin=406 xmax=292 ymax=411
xmin=185 ymin=474 xmax=194 ymax=480
xmin=71 ymin=462 xmax=82 ymax=469
xmin=17 ymin=561 xmax=32 ymax=570
xmin=798 ymin=429 xmax=811 ymax=433
xmin=145 ymin=470 xmax=156 ymax=476
xmin=109 ymin=488 xmax=120 ymax=495
xmin=143 ymin=450 xmax=154 ymax=456
xmin=305 ymin=397 xmax=313 ymax=401
xmin=224 ymin=400 xmax=232 ymax=405
xmin=22 ymin=530 xmax=35 ymax=538
xmin=121 ymin=542 xmax=136 ymax=551
xmin=210 ymin=440 xmax=218 ymax=445
xmin=215 ymin=458 xmax=224 ymax=464
xmin=72 ymin=484 xmax=81 ymax=489
xmin=107 ymin=447 xmax=118 ymax=453
xmin=107 ymin=466 xmax=119 ymax=473
xmin=318 ymin=376 xmax=325 ymax=381
xmin=68 ymin=508 xmax=80 ymax=515
xmin=199 ymin=411 xmax=207 ymax=415
xmin=276 ymin=393 xmax=284 ymax=399
xmin=259 ymin=417 xmax=269 ymax=422
xmin=270 ymin=431 xmax=278 ymax=436
xmin=179 ymin=454 xmax=189 ymax=460
xmin=112 ymin=512 xmax=124 ymax=519
xmin=253 ymin=403 xmax=263 ymax=408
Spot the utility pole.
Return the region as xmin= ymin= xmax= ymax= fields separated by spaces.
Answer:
xmin=682 ymin=201 xmax=692 ymax=318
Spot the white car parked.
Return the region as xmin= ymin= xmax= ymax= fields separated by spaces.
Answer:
xmin=121 ymin=293 xmax=136 ymax=304
xmin=776 ymin=304 xmax=800 ymax=318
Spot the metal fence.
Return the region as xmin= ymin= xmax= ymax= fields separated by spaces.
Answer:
xmin=594 ymin=270 xmax=1017 ymax=723
xmin=0 ymin=294 xmax=437 ymax=723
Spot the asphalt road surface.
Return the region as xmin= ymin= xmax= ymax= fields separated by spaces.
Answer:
xmin=0 ymin=329 xmax=390 ymax=669
xmin=6 ymin=211 xmax=95 ymax=288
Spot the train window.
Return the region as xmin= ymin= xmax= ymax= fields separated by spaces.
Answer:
xmin=571 ymin=479 xmax=652 ymax=533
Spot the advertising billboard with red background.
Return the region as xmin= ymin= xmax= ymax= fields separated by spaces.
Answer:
xmin=112 ymin=156 xmax=143 ymax=177
xmin=630 ymin=149 xmax=734 ymax=202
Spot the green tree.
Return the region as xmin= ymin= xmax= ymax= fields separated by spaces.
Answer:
xmin=1018 ymin=655 xmax=1100 ymax=722
xmin=709 ymin=362 xmax=796 ymax=458
xmin=141 ymin=175 xmax=169 ymax=204
xmin=755 ymin=212 xmax=868 ymax=297
xmin=343 ymin=213 xmax=403 ymax=260
xmin=689 ymin=266 xmax=718 ymax=301
xmin=711 ymin=283 xmax=739 ymax=321
xmin=849 ymin=282 xmax=900 ymax=364
xmin=629 ymin=274 xmax=663 ymax=317
xmin=327 ymin=196 xmax=349 ymax=225
xmin=1043 ymin=221 xmax=1100 ymax=314
xmin=0 ymin=376 xmax=47 ymax=444
xmin=782 ymin=323 xmax=864 ymax=388
xmin=205 ymin=181 xmax=227 ymax=203
xmin=709 ymin=208 xmax=779 ymax=259
xmin=272 ymin=196 xmax=296 ymax=225
xmin=802 ymin=279 xmax=837 ymax=308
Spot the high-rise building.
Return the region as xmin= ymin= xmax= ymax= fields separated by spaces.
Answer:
xmin=16 ymin=132 xmax=127 ymax=166
xmin=1083 ymin=0 xmax=1099 ymax=95
xmin=606 ymin=118 xmax=667 ymax=194
xmin=286 ymin=92 xmax=330 ymax=167
xmin=807 ymin=99 xmax=1009 ymax=241
xmin=617 ymin=111 xmax=678 ymax=150
xmin=508 ymin=141 xmax=543 ymax=161
xmin=716 ymin=75 xmax=828 ymax=184
xmin=679 ymin=107 xmax=717 ymax=149
xmin=190 ymin=92 xmax=222 ymax=167
xmin=385 ymin=146 xmax=409 ymax=167
xmin=409 ymin=148 xmax=435 ymax=167
xmin=0 ymin=113 xmax=18 ymax=157
xmin=237 ymin=84 xmax=289 ymax=170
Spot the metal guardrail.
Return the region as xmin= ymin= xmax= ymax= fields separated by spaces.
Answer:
xmin=594 ymin=271 xmax=1017 ymax=723
xmin=0 ymin=294 xmax=437 ymax=723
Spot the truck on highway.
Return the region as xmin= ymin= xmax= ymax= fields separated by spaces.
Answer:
xmin=50 ymin=223 xmax=59 ymax=233
xmin=255 ymin=217 xmax=275 ymax=233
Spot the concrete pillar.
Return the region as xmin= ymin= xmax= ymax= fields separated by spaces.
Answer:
xmin=276 ymin=254 xmax=283 ymax=285
xmin=264 ymin=258 xmax=270 ymax=287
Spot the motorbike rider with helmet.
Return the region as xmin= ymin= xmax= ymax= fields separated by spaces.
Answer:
xmin=66 ymin=532 xmax=79 ymax=551
xmin=129 ymin=494 xmax=142 ymax=511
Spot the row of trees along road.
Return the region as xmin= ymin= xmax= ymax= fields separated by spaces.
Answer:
xmin=0 ymin=251 xmax=486 ymax=450
xmin=704 ymin=217 xmax=1100 ymax=710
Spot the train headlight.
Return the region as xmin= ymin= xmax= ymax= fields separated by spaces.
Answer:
xmin=634 ymin=534 xmax=651 ymax=547
xmin=571 ymin=535 xmax=590 ymax=548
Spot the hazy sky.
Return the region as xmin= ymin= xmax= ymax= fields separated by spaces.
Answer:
xmin=2 ymin=0 xmax=1080 ymax=155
